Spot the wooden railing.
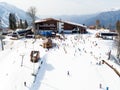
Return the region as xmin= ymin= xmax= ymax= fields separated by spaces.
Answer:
xmin=102 ymin=60 xmax=120 ymax=77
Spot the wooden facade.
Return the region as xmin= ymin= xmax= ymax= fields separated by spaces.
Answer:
xmin=63 ymin=22 xmax=86 ymax=33
xmin=35 ymin=18 xmax=87 ymax=33
xmin=35 ymin=18 xmax=58 ymax=32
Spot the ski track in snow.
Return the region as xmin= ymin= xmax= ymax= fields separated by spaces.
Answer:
xmin=0 ymin=30 xmax=120 ymax=90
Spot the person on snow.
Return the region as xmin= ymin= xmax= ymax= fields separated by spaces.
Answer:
xmin=67 ymin=71 xmax=70 ymax=76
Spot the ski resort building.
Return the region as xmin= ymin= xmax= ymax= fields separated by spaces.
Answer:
xmin=35 ymin=18 xmax=87 ymax=34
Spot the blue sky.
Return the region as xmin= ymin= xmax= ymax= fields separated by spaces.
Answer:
xmin=0 ymin=0 xmax=120 ymax=16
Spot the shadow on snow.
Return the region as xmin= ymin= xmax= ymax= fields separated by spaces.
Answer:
xmin=29 ymin=53 xmax=54 ymax=90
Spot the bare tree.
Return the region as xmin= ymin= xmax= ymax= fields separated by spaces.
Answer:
xmin=0 ymin=17 xmax=5 ymax=51
xmin=96 ymin=19 xmax=101 ymax=29
xmin=27 ymin=6 xmax=37 ymax=34
xmin=116 ymin=20 xmax=120 ymax=62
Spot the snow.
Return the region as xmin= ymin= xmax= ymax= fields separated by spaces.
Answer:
xmin=0 ymin=29 xmax=120 ymax=90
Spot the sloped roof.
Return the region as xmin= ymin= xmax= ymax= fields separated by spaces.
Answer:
xmin=35 ymin=18 xmax=61 ymax=23
xmin=35 ymin=18 xmax=86 ymax=28
xmin=63 ymin=21 xmax=86 ymax=28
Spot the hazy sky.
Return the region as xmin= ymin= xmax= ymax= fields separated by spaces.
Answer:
xmin=0 ymin=0 xmax=120 ymax=16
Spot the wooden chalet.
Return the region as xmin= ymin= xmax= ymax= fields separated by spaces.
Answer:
xmin=35 ymin=18 xmax=87 ymax=34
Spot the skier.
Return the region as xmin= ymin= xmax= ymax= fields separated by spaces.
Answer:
xmin=108 ymin=50 xmax=111 ymax=60
xmin=106 ymin=87 xmax=109 ymax=90
xmin=67 ymin=71 xmax=70 ymax=76
xmin=99 ymin=83 xmax=102 ymax=89
xmin=24 ymin=82 xmax=26 ymax=87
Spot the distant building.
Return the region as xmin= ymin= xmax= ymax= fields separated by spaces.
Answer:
xmin=96 ymin=31 xmax=118 ymax=40
xmin=88 ymin=25 xmax=96 ymax=29
xmin=35 ymin=18 xmax=87 ymax=34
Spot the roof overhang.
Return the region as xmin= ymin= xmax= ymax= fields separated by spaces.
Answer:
xmin=35 ymin=18 xmax=86 ymax=28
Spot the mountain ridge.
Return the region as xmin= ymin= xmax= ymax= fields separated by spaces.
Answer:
xmin=0 ymin=2 xmax=120 ymax=30
xmin=54 ymin=10 xmax=120 ymax=29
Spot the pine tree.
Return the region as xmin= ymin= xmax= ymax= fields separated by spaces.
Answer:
xmin=9 ymin=13 xmax=12 ymax=29
xmin=24 ymin=20 xmax=28 ymax=29
xmin=13 ymin=14 xmax=17 ymax=30
xmin=9 ymin=13 xmax=17 ymax=30
xmin=20 ymin=19 xmax=23 ymax=29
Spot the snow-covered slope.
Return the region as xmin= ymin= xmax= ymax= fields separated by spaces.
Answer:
xmin=0 ymin=29 xmax=120 ymax=90
xmin=0 ymin=2 xmax=31 ymax=27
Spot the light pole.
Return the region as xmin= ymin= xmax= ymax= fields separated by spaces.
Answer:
xmin=31 ymin=56 xmax=36 ymax=76
xmin=20 ymin=53 xmax=25 ymax=67
xmin=31 ymin=41 xmax=36 ymax=76
xmin=24 ymin=40 xmax=27 ymax=48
